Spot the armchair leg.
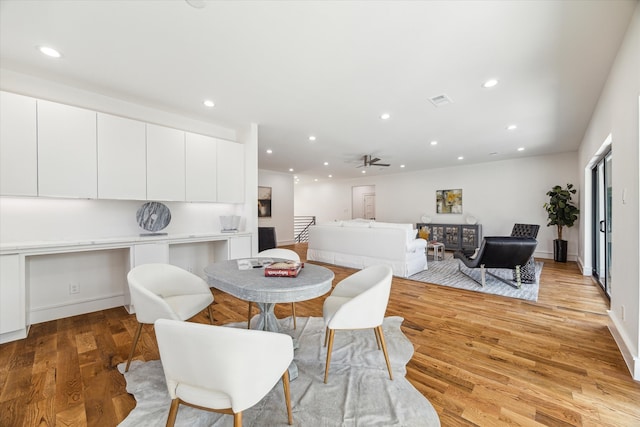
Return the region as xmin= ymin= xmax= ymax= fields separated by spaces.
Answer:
xmin=125 ymin=322 xmax=144 ymax=372
xmin=480 ymin=264 xmax=486 ymax=287
xmin=247 ymin=302 xmax=252 ymax=329
xmin=376 ymin=325 xmax=393 ymax=380
xmin=324 ymin=329 xmax=335 ymax=383
xmin=233 ymin=411 xmax=242 ymax=427
xmin=282 ymin=370 xmax=293 ymax=425
xmin=166 ymin=398 xmax=180 ymax=427
xmin=291 ymin=303 xmax=297 ymax=329
xmin=373 ymin=327 xmax=381 ymax=350
xmin=207 ymin=305 xmax=214 ymax=325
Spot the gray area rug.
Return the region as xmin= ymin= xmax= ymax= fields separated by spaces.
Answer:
xmin=409 ymin=255 xmax=542 ymax=301
xmin=118 ymin=316 xmax=440 ymax=426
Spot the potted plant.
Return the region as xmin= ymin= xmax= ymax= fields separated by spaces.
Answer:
xmin=543 ymin=183 xmax=580 ymax=262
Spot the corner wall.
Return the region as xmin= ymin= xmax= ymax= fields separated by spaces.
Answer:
xmin=577 ymin=3 xmax=639 ymax=380
xmin=258 ymin=170 xmax=295 ymax=245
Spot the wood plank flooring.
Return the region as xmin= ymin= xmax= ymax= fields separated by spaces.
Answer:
xmin=1 ymin=243 xmax=639 ymax=426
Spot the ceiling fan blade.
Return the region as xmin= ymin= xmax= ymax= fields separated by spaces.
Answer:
xmin=370 ymin=157 xmax=381 ymax=163
xmin=372 ymin=162 xmax=391 ymax=167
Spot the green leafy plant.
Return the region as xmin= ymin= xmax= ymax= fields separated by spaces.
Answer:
xmin=544 ymin=183 xmax=580 ymax=241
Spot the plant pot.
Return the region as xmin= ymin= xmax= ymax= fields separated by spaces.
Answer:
xmin=554 ymin=239 xmax=568 ymax=262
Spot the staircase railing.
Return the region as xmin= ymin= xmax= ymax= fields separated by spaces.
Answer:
xmin=294 ymin=216 xmax=316 ymax=243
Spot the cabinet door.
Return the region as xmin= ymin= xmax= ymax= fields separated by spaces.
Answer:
xmin=0 ymin=255 xmax=25 ymax=335
xmin=97 ymin=113 xmax=147 ymax=200
xmin=216 ymin=140 xmax=245 ymax=203
xmin=461 ymin=225 xmax=480 ymax=250
xmin=186 ymin=132 xmax=217 ymax=202
xmin=444 ymin=225 xmax=460 ymax=250
xmin=37 ymin=100 xmax=97 ymax=198
xmin=146 ymin=124 xmax=185 ymax=201
xmin=0 ymin=92 xmax=38 ymax=196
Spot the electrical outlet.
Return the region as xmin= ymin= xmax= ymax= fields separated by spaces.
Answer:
xmin=69 ymin=283 xmax=80 ymax=294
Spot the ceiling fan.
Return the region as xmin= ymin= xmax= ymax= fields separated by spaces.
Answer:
xmin=358 ymin=155 xmax=390 ymax=168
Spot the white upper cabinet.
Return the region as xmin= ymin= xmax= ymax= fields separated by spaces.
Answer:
xmin=217 ymin=139 xmax=245 ymax=203
xmin=0 ymin=92 xmax=38 ymax=196
xmin=186 ymin=132 xmax=218 ymax=202
xmin=97 ymin=113 xmax=147 ymax=200
xmin=146 ymin=124 xmax=185 ymax=201
xmin=37 ymin=100 xmax=97 ymax=198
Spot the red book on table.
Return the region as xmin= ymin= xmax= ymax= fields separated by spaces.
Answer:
xmin=264 ymin=261 xmax=303 ymax=277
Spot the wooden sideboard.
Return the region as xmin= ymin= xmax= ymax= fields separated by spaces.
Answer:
xmin=416 ymin=223 xmax=482 ymax=252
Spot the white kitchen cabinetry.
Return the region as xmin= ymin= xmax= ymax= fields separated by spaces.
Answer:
xmin=0 ymin=92 xmax=38 ymax=196
xmin=186 ymin=132 xmax=218 ymax=202
xmin=97 ymin=113 xmax=147 ymax=200
xmin=146 ymin=124 xmax=185 ymax=201
xmin=0 ymin=254 xmax=26 ymax=342
xmin=37 ymin=100 xmax=97 ymax=198
xmin=217 ymin=140 xmax=245 ymax=203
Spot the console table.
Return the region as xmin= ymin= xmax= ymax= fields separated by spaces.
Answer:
xmin=416 ymin=223 xmax=482 ymax=252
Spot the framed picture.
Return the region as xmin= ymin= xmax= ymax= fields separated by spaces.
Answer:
xmin=436 ymin=189 xmax=462 ymax=214
xmin=258 ymin=186 xmax=272 ymax=218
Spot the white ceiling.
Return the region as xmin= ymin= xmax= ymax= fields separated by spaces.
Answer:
xmin=0 ymin=0 xmax=636 ymax=181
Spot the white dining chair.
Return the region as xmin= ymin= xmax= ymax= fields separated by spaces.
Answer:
xmin=155 ymin=318 xmax=294 ymax=427
xmin=322 ymin=264 xmax=394 ymax=383
xmin=249 ymin=248 xmax=301 ymax=329
xmin=125 ymin=263 xmax=214 ymax=372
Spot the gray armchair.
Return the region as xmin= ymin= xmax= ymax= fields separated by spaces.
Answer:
xmin=454 ymin=236 xmax=538 ymax=289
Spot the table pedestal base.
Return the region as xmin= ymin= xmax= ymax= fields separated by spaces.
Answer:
xmin=254 ymin=302 xmax=299 ymax=380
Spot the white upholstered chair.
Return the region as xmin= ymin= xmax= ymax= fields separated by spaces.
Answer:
xmin=322 ymin=264 xmax=394 ymax=383
xmin=248 ymin=248 xmax=301 ymax=329
xmin=155 ymin=318 xmax=294 ymax=427
xmin=125 ymin=263 xmax=214 ymax=372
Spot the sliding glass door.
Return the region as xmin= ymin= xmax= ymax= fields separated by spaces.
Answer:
xmin=592 ymin=151 xmax=612 ymax=297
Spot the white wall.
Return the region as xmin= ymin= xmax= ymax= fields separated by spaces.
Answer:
xmin=258 ymin=169 xmax=295 ymax=245
xmin=577 ymin=3 xmax=639 ymax=380
xmin=296 ymin=152 xmax=579 ymax=260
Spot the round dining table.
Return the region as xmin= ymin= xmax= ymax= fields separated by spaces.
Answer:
xmin=204 ymin=259 xmax=335 ymax=333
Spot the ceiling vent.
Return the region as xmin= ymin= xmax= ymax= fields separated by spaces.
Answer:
xmin=428 ymin=94 xmax=453 ymax=107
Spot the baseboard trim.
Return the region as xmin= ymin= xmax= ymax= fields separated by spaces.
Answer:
xmin=608 ymin=310 xmax=640 ymax=381
xmin=0 ymin=326 xmax=29 ymax=344
xmin=30 ymin=294 xmax=126 ymax=325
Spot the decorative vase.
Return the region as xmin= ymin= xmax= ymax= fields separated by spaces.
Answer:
xmin=554 ymin=239 xmax=568 ymax=262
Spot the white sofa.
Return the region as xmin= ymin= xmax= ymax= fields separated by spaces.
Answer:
xmin=306 ymin=220 xmax=427 ymax=278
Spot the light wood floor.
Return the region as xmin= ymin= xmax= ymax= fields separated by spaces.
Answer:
xmin=1 ymin=243 xmax=639 ymax=426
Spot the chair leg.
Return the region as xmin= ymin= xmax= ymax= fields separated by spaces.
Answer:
xmin=324 ymin=329 xmax=335 ymax=383
xmin=234 ymin=411 xmax=242 ymax=427
xmin=373 ymin=327 xmax=382 ymax=350
xmin=207 ymin=305 xmax=214 ymax=325
xmin=291 ymin=302 xmax=297 ymax=329
xmin=376 ymin=325 xmax=393 ymax=380
xmin=247 ymin=302 xmax=252 ymax=329
xmin=324 ymin=326 xmax=329 ymax=347
xmin=166 ymin=398 xmax=180 ymax=427
xmin=480 ymin=264 xmax=486 ymax=287
xmin=125 ymin=322 xmax=144 ymax=372
xmin=282 ymin=370 xmax=293 ymax=425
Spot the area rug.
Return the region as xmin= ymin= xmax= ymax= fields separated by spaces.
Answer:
xmin=409 ymin=255 xmax=542 ymax=301
xmin=117 ymin=316 xmax=440 ymax=426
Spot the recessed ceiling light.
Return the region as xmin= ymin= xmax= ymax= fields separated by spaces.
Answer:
xmin=482 ymin=79 xmax=499 ymax=88
xmin=38 ymin=46 xmax=61 ymax=58
xmin=328 ymin=174 xmax=333 ymax=178
xmin=361 ymin=170 xmax=366 ymax=174
xmin=506 ymin=124 xmax=518 ymax=131
xmin=289 ymin=168 xmax=294 ymax=172
xmin=203 ymin=100 xmax=215 ymax=108
xmin=314 ymin=178 xmax=318 ymax=182
xmin=400 ymin=164 xmax=405 ymax=168
xmin=293 ymin=176 xmax=298 ymax=179
xmin=517 ymin=147 xmax=525 ymax=152
xmin=430 ymin=140 xmax=438 ymax=146
xmin=309 ymin=136 xmax=316 ymax=141
xmin=380 ymin=113 xmax=390 ymax=120
xmin=458 ymin=156 xmax=464 ymax=160
xmin=323 ymin=162 xmax=329 ymax=166
xmin=266 ymin=149 xmax=273 ymax=154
